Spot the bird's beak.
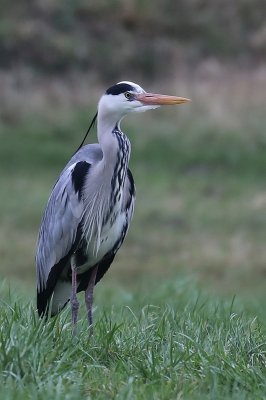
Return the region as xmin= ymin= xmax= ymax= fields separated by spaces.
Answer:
xmin=135 ymin=93 xmax=190 ymax=105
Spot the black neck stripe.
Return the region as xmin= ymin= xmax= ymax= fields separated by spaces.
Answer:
xmin=106 ymin=83 xmax=134 ymax=96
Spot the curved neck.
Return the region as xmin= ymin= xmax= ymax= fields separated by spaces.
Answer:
xmin=97 ymin=115 xmax=119 ymax=164
xmin=96 ymin=95 xmax=131 ymax=182
xmin=97 ymin=95 xmax=126 ymax=164
xmin=97 ymin=110 xmax=131 ymax=184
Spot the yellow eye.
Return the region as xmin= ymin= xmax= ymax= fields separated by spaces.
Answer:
xmin=125 ymin=92 xmax=132 ymax=99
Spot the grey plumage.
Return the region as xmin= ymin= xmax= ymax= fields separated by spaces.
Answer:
xmin=37 ymin=140 xmax=135 ymax=316
xmin=36 ymin=81 xmax=190 ymax=334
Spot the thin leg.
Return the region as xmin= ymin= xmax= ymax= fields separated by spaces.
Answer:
xmin=85 ymin=264 xmax=99 ymax=336
xmin=70 ymin=257 xmax=80 ymax=336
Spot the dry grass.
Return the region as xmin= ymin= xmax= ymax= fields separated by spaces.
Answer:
xmin=1 ymin=61 xmax=266 ymax=125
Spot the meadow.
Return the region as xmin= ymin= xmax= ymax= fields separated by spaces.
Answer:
xmin=1 ymin=66 xmax=266 ymax=398
xmin=1 ymin=279 xmax=266 ymax=399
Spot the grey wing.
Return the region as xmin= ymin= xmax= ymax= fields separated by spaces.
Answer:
xmin=36 ymin=163 xmax=85 ymax=292
xmin=36 ymin=143 xmax=103 ymax=292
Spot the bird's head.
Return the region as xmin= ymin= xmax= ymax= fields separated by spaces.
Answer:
xmin=76 ymin=81 xmax=190 ymax=153
xmin=98 ymin=81 xmax=190 ymax=123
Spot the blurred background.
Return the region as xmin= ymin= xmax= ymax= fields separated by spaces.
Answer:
xmin=1 ymin=0 xmax=266 ymax=299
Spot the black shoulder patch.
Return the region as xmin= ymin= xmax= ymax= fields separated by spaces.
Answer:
xmin=106 ymin=83 xmax=134 ymax=96
xmin=72 ymin=161 xmax=91 ymax=200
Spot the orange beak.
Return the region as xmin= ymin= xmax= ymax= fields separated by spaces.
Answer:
xmin=135 ymin=93 xmax=190 ymax=105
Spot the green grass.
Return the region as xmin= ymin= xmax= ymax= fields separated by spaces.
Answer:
xmin=1 ymin=279 xmax=266 ymax=399
xmin=1 ymin=73 xmax=266 ymax=398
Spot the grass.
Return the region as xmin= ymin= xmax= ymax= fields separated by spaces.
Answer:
xmin=1 ymin=68 xmax=266 ymax=397
xmin=1 ymin=278 xmax=266 ymax=399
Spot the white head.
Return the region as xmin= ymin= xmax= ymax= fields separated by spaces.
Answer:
xmin=98 ymin=81 xmax=190 ymax=125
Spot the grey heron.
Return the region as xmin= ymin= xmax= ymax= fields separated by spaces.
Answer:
xmin=36 ymin=81 xmax=190 ymax=335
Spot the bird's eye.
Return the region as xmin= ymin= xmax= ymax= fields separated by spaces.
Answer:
xmin=125 ymin=92 xmax=132 ymax=99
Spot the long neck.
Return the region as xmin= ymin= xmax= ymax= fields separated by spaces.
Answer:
xmin=97 ymin=109 xmax=131 ymax=186
xmin=83 ymin=103 xmax=131 ymax=245
xmin=97 ymin=110 xmax=119 ymax=165
xmin=97 ymin=102 xmax=130 ymax=160
xmin=95 ymin=114 xmax=131 ymax=227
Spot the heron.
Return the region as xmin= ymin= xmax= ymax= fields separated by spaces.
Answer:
xmin=36 ymin=81 xmax=190 ymax=335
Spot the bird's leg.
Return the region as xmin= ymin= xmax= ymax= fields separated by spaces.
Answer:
xmin=85 ymin=264 xmax=98 ymax=336
xmin=70 ymin=257 xmax=80 ymax=336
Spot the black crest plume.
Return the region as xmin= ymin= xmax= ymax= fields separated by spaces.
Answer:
xmin=75 ymin=112 xmax=98 ymax=154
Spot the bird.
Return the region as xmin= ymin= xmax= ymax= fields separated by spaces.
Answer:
xmin=36 ymin=81 xmax=190 ymax=335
